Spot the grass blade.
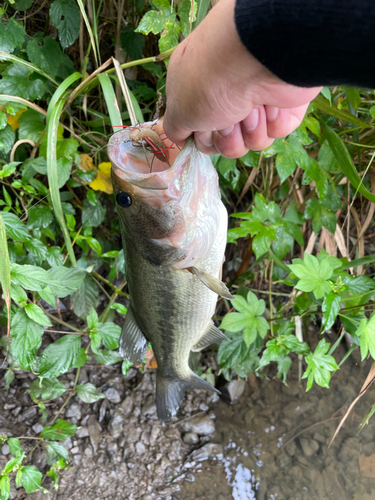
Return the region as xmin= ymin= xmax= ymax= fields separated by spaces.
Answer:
xmin=0 ymin=51 xmax=58 ymax=85
xmin=314 ymin=94 xmax=371 ymax=129
xmin=112 ymin=58 xmax=141 ymax=126
xmin=0 ymin=213 xmax=11 ymax=353
xmin=97 ymin=73 xmax=122 ymax=132
xmin=47 ymin=72 xmax=82 ymax=266
xmin=194 ymin=0 xmax=210 ymax=28
xmin=77 ymin=0 xmax=99 ymax=67
xmin=321 ymin=121 xmax=375 ymax=203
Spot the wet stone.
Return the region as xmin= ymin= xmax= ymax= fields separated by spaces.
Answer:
xmin=76 ymin=426 xmax=90 ymax=438
xmin=181 ymin=414 xmax=215 ymax=436
xmin=32 ymin=423 xmax=44 ymax=434
xmin=66 ymin=403 xmax=82 ymax=421
xmin=1 ymin=445 xmax=10 ymax=455
xmin=183 ymin=432 xmax=199 ymax=445
xmin=189 ymin=443 xmax=223 ymax=462
xmin=136 ymin=442 xmax=147 ymax=455
xmin=121 ymin=396 xmax=134 ymax=416
xmin=88 ymin=414 xmax=101 ymax=453
xmin=104 ymin=388 xmax=121 ymax=404
xmin=227 ymin=379 xmax=246 ymax=402
xmin=300 ymin=438 xmax=319 ymax=457
xmin=108 ymin=411 xmax=124 ymax=439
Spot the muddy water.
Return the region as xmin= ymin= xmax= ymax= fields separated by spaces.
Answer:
xmin=177 ymin=345 xmax=375 ymax=500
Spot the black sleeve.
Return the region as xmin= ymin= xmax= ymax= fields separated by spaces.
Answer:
xmin=234 ymin=0 xmax=375 ymax=88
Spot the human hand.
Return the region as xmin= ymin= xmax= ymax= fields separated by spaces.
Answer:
xmin=163 ymin=0 xmax=321 ymax=158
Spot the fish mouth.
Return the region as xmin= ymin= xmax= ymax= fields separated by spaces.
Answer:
xmin=108 ymin=122 xmax=191 ymax=191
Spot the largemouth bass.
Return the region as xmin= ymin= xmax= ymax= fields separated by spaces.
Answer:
xmin=108 ymin=121 xmax=232 ymax=421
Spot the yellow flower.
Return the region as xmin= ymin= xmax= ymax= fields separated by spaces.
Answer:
xmin=90 ymin=162 xmax=113 ymax=194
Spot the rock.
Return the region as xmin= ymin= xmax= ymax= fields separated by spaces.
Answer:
xmin=31 ymin=423 xmax=44 ymax=434
xmin=99 ymin=399 xmax=109 ymax=423
xmin=4 ymin=404 xmax=16 ymax=410
xmin=135 ymin=442 xmax=146 ymax=455
xmin=189 ymin=443 xmax=223 ymax=462
xmin=73 ymin=454 xmax=82 ymax=466
xmin=107 ymin=442 xmax=118 ymax=458
xmin=299 ymin=438 xmax=319 ymax=457
xmin=84 ymin=446 xmax=93 ymax=457
xmin=62 ymin=438 xmax=72 ymax=450
xmin=142 ymin=401 xmax=157 ymax=416
xmin=141 ymin=431 xmax=150 ymax=445
xmin=66 ymin=403 xmax=81 ymax=421
xmin=120 ymin=396 xmax=134 ymax=416
xmin=18 ymin=407 xmax=37 ymax=422
xmin=181 ymin=414 xmax=215 ymax=436
xmin=1 ymin=445 xmax=10 ymax=455
xmin=12 ymin=407 xmax=21 ymax=417
xmin=104 ymin=388 xmax=121 ymax=404
xmin=227 ymin=379 xmax=246 ymax=402
xmin=70 ymin=446 xmax=80 ymax=454
xmin=323 ymin=466 xmax=346 ymax=498
xmin=108 ymin=411 xmax=124 ymax=439
xmin=88 ymin=415 xmax=101 ymax=453
xmin=182 ymin=433 xmax=199 ymax=445
xmin=78 ymin=367 xmax=89 ymax=384
xmin=76 ymin=426 xmax=90 ymax=438
xmin=123 ymin=424 xmax=142 ymax=443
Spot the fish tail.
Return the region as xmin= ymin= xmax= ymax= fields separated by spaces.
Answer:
xmin=156 ymin=369 xmax=220 ymax=422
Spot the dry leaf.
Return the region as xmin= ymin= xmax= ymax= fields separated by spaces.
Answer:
xmin=90 ymin=162 xmax=113 ymax=194
xmin=7 ymin=109 xmax=26 ymax=131
xmin=79 ymin=153 xmax=95 ymax=171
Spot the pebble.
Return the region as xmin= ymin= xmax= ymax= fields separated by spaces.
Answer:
xmin=88 ymin=415 xmax=101 ymax=453
xmin=227 ymin=379 xmax=246 ymax=402
xmin=63 ymin=438 xmax=72 ymax=450
xmin=141 ymin=401 xmax=157 ymax=416
xmin=108 ymin=411 xmax=125 ymax=439
xmin=183 ymin=432 xmax=199 ymax=445
xmin=300 ymin=438 xmax=319 ymax=457
xmin=66 ymin=403 xmax=82 ymax=421
xmin=73 ymin=455 xmax=82 ymax=466
xmin=18 ymin=407 xmax=37 ymax=422
xmin=136 ymin=442 xmax=147 ymax=455
xmin=84 ymin=447 xmax=93 ymax=457
xmin=181 ymin=414 xmax=215 ymax=436
xmin=104 ymin=388 xmax=121 ymax=404
xmin=70 ymin=446 xmax=80 ymax=455
xmin=107 ymin=442 xmax=118 ymax=458
xmin=189 ymin=443 xmax=223 ymax=462
xmin=120 ymin=396 xmax=134 ymax=416
xmin=4 ymin=404 xmax=16 ymax=410
xmin=76 ymin=426 xmax=90 ymax=438
xmin=12 ymin=407 xmax=21 ymax=417
xmin=1 ymin=445 xmax=10 ymax=456
xmin=32 ymin=423 xmax=44 ymax=434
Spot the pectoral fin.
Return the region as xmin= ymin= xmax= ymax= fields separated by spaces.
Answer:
xmin=192 ymin=322 xmax=228 ymax=352
xmin=119 ymin=307 xmax=148 ymax=364
xmin=190 ymin=266 xmax=234 ymax=299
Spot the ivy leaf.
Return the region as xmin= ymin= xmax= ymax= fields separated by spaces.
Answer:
xmin=0 ymin=18 xmax=26 ymax=53
xmin=28 ymin=377 xmax=67 ymax=401
xmin=302 ymin=160 xmax=329 ymax=200
xmin=0 ymin=64 xmax=45 ymax=101
xmin=220 ymin=292 xmax=269 ymax=346
xmin=98 ymin=322 xmax=121 ymax=350
xmin=26 ymin=36 xmax=63 ymax=79
xmin=215 ymin=156 xmax=241 ymax=190
xmin=356 ymin=313 xmax=375 ymax=361
xmin=50 ymin=0 xmax=80 ymax=48
xmin=10 ymin=309 xmax=43 ymax=370
xmin=16 ymin=466 xmax=42 ymax=494
xmin=288 ymin=253 xmax=333 ymax=299
xmin=76 ymin=383 xmax=105 ymax=403
xmin=24 ymin=303 xmax=52 ymax=326
xmin=41 ymin=419 xmax=77 ymax=441
xmin=322 ymin=291 xmax=341 ymax=331
xmin=302 ymin=339 xmax=338 ymax=391
xmin=38 ymin=335 xmax=81 ymax=378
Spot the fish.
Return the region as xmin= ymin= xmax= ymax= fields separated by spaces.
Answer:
xmin=108 ymin=121 xmax=232 ymax=421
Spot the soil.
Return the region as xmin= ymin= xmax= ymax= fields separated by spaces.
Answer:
xmin=1 ymin=340 xmax=375 ymax=500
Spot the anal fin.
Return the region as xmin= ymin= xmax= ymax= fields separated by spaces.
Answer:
xmin=119 ymin=307 xmax=148 ymax=364
xmin=192 ymin=322 xmax=228 ymax=352
xmin=190 ymin=266 xmax=234 ymax=299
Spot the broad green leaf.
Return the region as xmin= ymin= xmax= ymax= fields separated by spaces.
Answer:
xmin=322 ymin=291 xmax=341 ymax=331
xmin=356 ymin=314 xmax=375 ymax=361
xmin=0 ymin=65 xmax=45 ymax=101
xmin=41 ymin=419 xmax=77 ymax=441
xmin=28 ymin=377 xmax=67 ymax=401
xmin=302 ymin=160 xmax=328 ymax=200
xmin=136 ymin=0 xmax=174 ymax=35
xmin=27 ymin=205 xmax=53 ymax=229
xmin=7 ymin=438 xmax=23 ymax=457
xmin=98 ymin=322 xmax=121 ymax=350
xmin=50 ymin=0 xmax=80 ymax=48
xmin=0 ymin=18 xmax=26 ymax=53
xmin=45 ymin=442 xmax=69 ymax=463
xmin=47 ymin=266 xmax=86 ymax=296
xmin=0 ymin=161 xmax=19 ymax=178
xmin=10 ymin=285 xmax=27 ymax=306
xmin=0 ymin=126 xmax=15 ymax=154
xmin=122 ymin=360 xmax=133 ymax=376
xmin=93 ymin=349 xmax=122 ymax=365
xmin=82 ymin=199 xmax=106 ymax=227
xmin=302 ymin=339 xmax=338 ymax=391
xmin=159 ymin=20 xmax=180 ymax=53
xmin=18 ymin=109 xmax=45 ymax=144
xmin=120 ymin=25 xmax=145 ymax=60
xmin=1 ymin=212 xmax=30 ymax=242
xmin=0 ymin=475 xmax=10 ymax=500
xmin=38 ymin=286 xmax=56 ymax=309
xmin=289 ymin=253 xmax=333 ymax=299
xmin=38 ymin=335 xmax=81 ymax=377
xmin=178 ymin=0 xmax=197 ymax=37
xmin=90 ymin=329 xmax=101 ymax=354
xmin=24 ymin=239 xmax=48 ymax=263
xmin=217 ymin=332 xmax=244 ymax=369
xmin=76 ymin=383 xmax=105 ymax=403
xmin=304 ymin=198 xmax=336 ymax=234
xmin=26 ymin=36 xmax=64 ymax=79
xmin=10 ymin=309 xmax=43 ymax=370
xmin=72 ymin=274 xmax=99 ymax=320
xmin=272 ymin=227 xmax=294 ymax=259
xmin=3 ymin=453 xmax=24 ymax=473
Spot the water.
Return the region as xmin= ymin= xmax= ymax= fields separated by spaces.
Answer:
xmin=178 ymin=344 xmax=375 ymax=500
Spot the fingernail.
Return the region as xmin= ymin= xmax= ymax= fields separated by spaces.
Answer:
xmin=266 ymin=106 xmax=279 ymax=122
xmin=243 ymin=108 xmax=259 ymax=131
xmin=197 ymin=132 xmax=213 ymax=148
xmin=218 ymin=125 xmax=234 ymax=137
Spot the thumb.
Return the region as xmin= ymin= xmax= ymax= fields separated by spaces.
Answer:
xmin=161 ymin=113 xmax=192 ymax=147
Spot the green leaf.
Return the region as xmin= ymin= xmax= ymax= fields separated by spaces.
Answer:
xmin=314 ymin=94 xmax=370 ymax=128
xmin=302 ymin=339 xmax=338 ymax=391
xmin=302 ymin=160 xmax=329 ymax=200
xmin=272 ymin=227 xmax=294 ymax=259
xmin=93 ymin=349 xmax=122 ymax=365
xmin=0 ymin=161 xmax=19 ymax=178
xmin=76 ymin=383 xmax=105 ymax=403
xmin=45 ymin=441 xmax=69 ymax=463
xmin=3 ymin=453 xmax=24 ymax=473
xmin=322 ymin=291 xmax=341 ymax=331
xmin=24 ymin=239 xmax=48 ymax=263
xmin=26 ymin=36 xmax=64 ymax=79
xmin=38 ymin=286 xmax=56 ymax=309
xmin=120 ymin=25 xmax=145 ymax=60
xmin=356 ymin=313 xmax=375 ymax=361
xmin=0 ymin=18 xmax=26 ymax=53
xmin=24 ymin=303 xmax=52 ymax=327
xmin=10 ymin=284 xmax=27 ymax=306
xmin=216 ymin=156 xmax=240 ymax=190
xmin=4 ymin=369 xmax=14 ymax=390
xmin=159 ymin=20 xmax=180 ymax=53
xmin=28 ymin=377 xmax=67 ymax=401
xmin=0 ymin=65 xmax=45 ymax=101
xmin=38 ymin=335 xmax=81 ymax=378
xmin=14 ymin=0 xmax=34 ymax=10
xmin=87 ymin=307 xmax=98 ymax=330
xmin=72 ymin=274 xmax=99 ymax=320
xmin=122 ymin=360 xmax=133 ymax=376
xmin=304 ymin=198 xmax=336 ymax=234
xmin=0 ymin=475 xmax=10 ymax=500
xmin=90 ymin=329 xmax=101 ymax=354
xmin=18 ymin=109 xmax=45 ymax=144
xmin=27 ymin=205 xmax=53 ymax=229
xmin=41 ymin=419 xmax=77 ymax=441
xmin=7 ymin=438 xmax=23 ymax=457
xmin=217 ymin=332 xmax=244 ymax=369
xmin=73 ymin=347 xmax=87 ymax=368
xmin=82 ymin=199 xmax=106 ymax=228
xmin=178 ymin=0 xmax=197 ymax=37
xmin=50 ymin=0 xmax=80 ymax=48
xmin=10 ymin=309 xmax=43 ymax=370
xmin=136 ymin=0 xmax=174 ymax=35
xmin=47 ymin=266 xmax=86 ymax=296
xmin=289 ymin=253 xmax=333 ymax=299
xmin=98 ymin=322 xmax=121 ymax=349
xmin=0 ymin=126 xmax=15 ymax=154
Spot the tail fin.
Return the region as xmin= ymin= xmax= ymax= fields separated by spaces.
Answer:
xmin=156 ymin=370 xmax=220 ymax=421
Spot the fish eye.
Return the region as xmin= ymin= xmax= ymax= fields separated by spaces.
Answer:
xmin=116 ymin=191 xmax=132 ymax=208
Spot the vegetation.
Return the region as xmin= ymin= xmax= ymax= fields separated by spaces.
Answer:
xmin=1 ymin=0 xmax=375 ymax=496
